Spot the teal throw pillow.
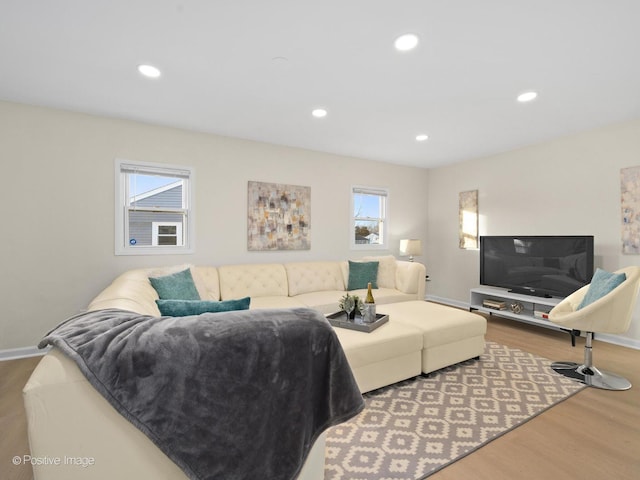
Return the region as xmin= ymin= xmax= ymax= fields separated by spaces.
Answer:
xmin=347 ymin=261 xmax=379 ymax=290
xmin=149 ymin=268 xmax=200 ymax=300
xmin=577 ymin=268 xmax=626 ymax=310
xmin=156 ymin=297 xmax=251 ymax=317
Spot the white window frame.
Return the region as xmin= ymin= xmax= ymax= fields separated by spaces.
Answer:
xmin=350 ymin=185 xmax=389 ymax=250
xmin=152 ymin=222 xmax=183 ymax=246
xmin=115 ymin=159 xmax=195 ymax=255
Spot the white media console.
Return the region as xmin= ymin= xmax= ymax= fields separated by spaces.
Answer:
xmin=469 ymin=286 xmax=563 ymax=330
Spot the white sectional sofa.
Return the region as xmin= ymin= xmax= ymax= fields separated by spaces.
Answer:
xmin=87 ymin=257 xmax=485 ymax=391
xmin=24 ymin=256 xmax=486 ymax=480
xmin=88 ymin=257 xmax=426 ymax=316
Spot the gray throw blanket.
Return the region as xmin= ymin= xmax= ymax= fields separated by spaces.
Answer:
xmin=39 ymin=307 xmax=364 ymax=480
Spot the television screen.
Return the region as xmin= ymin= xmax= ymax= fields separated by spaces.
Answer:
xmin=480 ymin=236 xmax=594 ymax=298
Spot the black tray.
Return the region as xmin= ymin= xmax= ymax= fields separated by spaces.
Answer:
xmin=326 ymin=311 xmax=389 ymax=333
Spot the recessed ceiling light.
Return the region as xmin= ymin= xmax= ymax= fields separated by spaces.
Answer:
xmin=138 ymin=64 xmax=161 ymax=79
xmin=517 ymin=91 xmax=538 ymax=103
xmin=394 ymin=33 xmax=419 ymax=52
xmin=416 ymin=134 xmax=429 ymax=142
xmin=311 ymin=108 xmax=328 ymax=118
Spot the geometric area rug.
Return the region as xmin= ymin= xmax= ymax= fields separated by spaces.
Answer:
xmin=324 ymin=342 xmax=586 ymax=480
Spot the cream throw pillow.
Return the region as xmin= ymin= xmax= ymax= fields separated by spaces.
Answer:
xmin=362 ymin=255 xmax=397 ymax=289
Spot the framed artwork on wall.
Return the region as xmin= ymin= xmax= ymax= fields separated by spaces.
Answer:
xmin=459 ymin=189 xmax=479 ymax=249
xmin=621 ymin=166 xmax=640 ymax=254
xmin=247 ymin=181 xmax=311 ymax=251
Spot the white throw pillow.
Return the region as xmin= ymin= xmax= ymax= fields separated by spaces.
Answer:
xmin=362 ymin=255 xmax=397 ymax=289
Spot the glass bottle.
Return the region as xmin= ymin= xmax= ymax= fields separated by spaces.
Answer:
xmin=364 ymin=282 xmax=376 ymax=322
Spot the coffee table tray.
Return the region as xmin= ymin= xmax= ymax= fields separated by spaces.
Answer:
xmin=326 ymin=311 xmax=389 ymax=333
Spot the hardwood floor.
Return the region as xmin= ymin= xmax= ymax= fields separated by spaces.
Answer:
xmin=1 ymin=316 xmax=639 ymax=480
xmin=432 ymin=315 xmax=640 ymax=480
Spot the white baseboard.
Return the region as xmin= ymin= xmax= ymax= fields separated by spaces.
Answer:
xmin=0 ymin=345 xmax=49 ymax=361
xmin=425 ymin=295 xmax=640 ymax=351
xmin=426 ymin=295 xmax=469 ymax=310
xmin=594 ymin=333 xmax=640 ymax=350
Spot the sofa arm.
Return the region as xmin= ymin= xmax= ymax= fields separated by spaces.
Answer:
xmin=87 ymin=269 xmax=161 ymax=316
xmin=395 ymin=261 xmax=426 ymax=299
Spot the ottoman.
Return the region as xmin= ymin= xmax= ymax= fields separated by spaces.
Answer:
xmin=333 ymin=320 xmax=424 ymax=393
xmin=377 ymin=301 xmax=487 ymax=374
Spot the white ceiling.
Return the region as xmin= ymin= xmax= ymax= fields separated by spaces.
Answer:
xmin=2 ymin=1 xmax=639 ymax=168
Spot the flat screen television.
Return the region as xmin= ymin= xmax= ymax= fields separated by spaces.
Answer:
xmin=480 ymin=235 xmax=594 ymax=298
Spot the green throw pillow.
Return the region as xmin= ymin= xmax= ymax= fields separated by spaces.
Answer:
xmin=577 ymin=268 xmax=626 ymax=310
xmin=156 ymin=297 xmax=251 ymax=317
xmin=347 ymin=261 xmax=379 ymax=290
xmin=149 ymin=268 xmax=200 ymax=300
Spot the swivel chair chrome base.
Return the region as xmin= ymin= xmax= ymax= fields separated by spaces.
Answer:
xmin=551 ymin=332 xmax=631 ymax=391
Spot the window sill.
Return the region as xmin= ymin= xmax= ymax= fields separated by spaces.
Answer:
xmin=115 ymin=246 xmax=195 ymax=256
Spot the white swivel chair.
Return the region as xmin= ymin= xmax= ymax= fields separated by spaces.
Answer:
xmin=549 ymin=266 xmax=640 ymax=391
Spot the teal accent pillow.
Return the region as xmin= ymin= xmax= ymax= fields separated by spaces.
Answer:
xmin=149 ymin=268 xmax=200 ymax=300
xmin=347 ymin=261 xmax=379 ymax=290
xmin=577 ymin=268 xmax=626 ymax=310
xmin=156 ymin=297 xmax=251 ymax=317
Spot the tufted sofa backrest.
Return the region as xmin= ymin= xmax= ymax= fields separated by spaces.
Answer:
xmin=285 ymin=262 xmax=345 ymax=296
xmin=218 ymin=263 xmax=289 ymax=300
xmin=87 ymin=259 xmax=425 ymax=315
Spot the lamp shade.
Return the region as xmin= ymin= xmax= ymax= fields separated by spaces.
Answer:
xmin=399 ymin=239 xmax=422 ymax=259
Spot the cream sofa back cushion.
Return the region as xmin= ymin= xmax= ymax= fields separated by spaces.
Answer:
xmin=395 ymin=262 xmax=422 ymax=295
xmin=362 ymin=255 xmax=397 ymax=289
xmin=218 ymin=264 xmax=288 ymax=299
xmin=285 ymin=262 xmax=345 ymax=296
xmin=88 ymin=268 xmax=160 ymax=316
xmin=192 ymin=266 xmax=221 ymax=301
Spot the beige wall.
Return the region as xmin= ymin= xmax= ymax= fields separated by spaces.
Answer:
xmin=0 ymin=101 xmax=429 ymax=351
xmin=4 ymin=99 xmax=639 ymax=351
xmin=426 ymin=119 xmax=640 ymax=347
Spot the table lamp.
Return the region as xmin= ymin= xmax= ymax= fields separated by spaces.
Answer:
xmin=399 ymin=239 xmax=422 ymax=262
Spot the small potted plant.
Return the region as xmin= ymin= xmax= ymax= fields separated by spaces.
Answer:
xmin=339 ymin=293 xmax=363 ymax=320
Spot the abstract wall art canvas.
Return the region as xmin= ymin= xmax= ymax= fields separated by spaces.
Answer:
xmin=247 ymin=181 xmax=311 ymax=251
xmin=621 ymin=166 xmax=640 ymax=254
xmin=459 ymin=189 xmax=479 ymax=249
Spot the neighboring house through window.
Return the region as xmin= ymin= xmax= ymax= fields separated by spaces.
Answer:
xmin=351 ymin=186 xmax=388 ymax=249
xmin=115 ymin=159 xmax=194 ymax=255
xmin=152 ymin=222 xmax=183 ymax=246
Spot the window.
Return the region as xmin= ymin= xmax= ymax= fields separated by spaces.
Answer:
xmin=152 ymin=222 xmax=183 ymax=246
xmin=351 ymin=186 xmax=388 ymax=249
xmin=115 ymin=159 xmax=194 ymax=255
